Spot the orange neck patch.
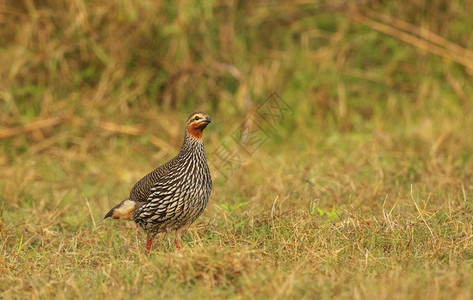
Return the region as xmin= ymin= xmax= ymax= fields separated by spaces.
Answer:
xmin=187 ymin=122 xmax=208 ymax=139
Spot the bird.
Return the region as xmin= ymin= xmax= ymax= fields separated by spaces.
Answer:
xmin=104 ymin=112 xmax=212 ymax=254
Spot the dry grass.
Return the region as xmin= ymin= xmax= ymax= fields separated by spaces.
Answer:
xmin=2 ymin=0 xmax=473 ymax=299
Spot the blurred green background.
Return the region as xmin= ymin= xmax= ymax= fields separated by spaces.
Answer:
xmin=2 ymin=0 xmax=472 ymax=129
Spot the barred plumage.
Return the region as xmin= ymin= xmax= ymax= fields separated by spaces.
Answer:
xmin=104 ymin=112 xmax=212 ymax=254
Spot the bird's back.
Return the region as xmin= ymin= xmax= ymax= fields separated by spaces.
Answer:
xmin=128 ymin=158 xmax=175 ymax=202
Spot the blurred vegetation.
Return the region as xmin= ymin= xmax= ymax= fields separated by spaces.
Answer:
xmin=1 ymin=0 xmax=473 ymax=298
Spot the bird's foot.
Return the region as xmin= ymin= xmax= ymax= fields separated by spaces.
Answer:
xmin=174 ymin=239 xmax=182 ymax=250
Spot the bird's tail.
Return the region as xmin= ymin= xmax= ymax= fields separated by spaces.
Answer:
xmin=104 ymin=199 xmax=136 ymax=220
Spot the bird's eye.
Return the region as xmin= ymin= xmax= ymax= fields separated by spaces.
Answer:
xmin=194 ymin=116 xmax=200 ymax=121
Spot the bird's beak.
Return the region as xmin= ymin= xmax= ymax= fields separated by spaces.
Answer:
xmin=204 ymin=117 xmax=212 ymax=123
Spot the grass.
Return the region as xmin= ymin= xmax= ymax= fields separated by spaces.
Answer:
xmin=2 ymin=0 xmax=473 ymax=298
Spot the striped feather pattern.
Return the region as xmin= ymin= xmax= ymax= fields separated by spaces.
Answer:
xmin=131 ymin=113 xmax=212 ymax=237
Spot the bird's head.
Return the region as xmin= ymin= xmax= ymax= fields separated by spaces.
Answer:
xmin=186 ymin=112 xmax=212 ymax=139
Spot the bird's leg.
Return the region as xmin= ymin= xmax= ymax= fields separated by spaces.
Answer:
xmin=174 ymin=227 xmax=189 ymax=250
xmin=174 ymin=239 xmax=182 ymax=250
xmin=146 ymin=235 xmax=153 ymax=255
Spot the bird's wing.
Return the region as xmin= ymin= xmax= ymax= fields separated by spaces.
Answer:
xmin=128 ymin=158 xmax=175 ymax=202
xmin=134 ymin=162 xmax=190 ymax=224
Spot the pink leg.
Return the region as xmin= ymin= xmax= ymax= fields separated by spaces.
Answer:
xmin=146 ymin=238 xmax=152 ymax=255
xmin=174 ymin=239 xmax=182 ymax=250
xmin=175 ymin=227 xmax=187 ymax=250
